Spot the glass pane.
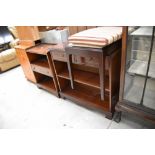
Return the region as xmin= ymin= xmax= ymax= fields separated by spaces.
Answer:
xmin=143 ymin=45 xmax=155 ymax=109
xmin=123 ymin=26 xmax=153 ymax=105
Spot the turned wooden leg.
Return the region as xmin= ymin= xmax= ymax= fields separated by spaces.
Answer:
xmin=66 ymin=53 xmax=74 ymax=89
xmin=98 ymin=53 xmax=105 ymax=101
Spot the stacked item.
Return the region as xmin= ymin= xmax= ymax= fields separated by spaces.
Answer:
xmin=68 ymin=27 xmax=122 ymax=48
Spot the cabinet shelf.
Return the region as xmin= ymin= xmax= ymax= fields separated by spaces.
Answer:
xmin=128 ymin=60 xmax=155 ymax=79
xmin=31 ymin=57 xmax=52 ymax=77
xmin=57 ymin=68 xmax=109 ymax=92
xmin=31 ymin=57 xmax=49 ymax=68
xmin=37 ymin=77 xmax=56 ymax=94
xmin=60 ymin=83 xmax=110 ymax=112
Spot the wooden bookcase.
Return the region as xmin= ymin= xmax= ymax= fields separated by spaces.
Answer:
xmin=51 ymin=41 xmax=121 ymax=119
xmin=26 ymin=43 xmax=59 ymax=96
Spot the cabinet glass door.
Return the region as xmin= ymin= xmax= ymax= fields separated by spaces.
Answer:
xmin=123 ymin=26 xmax=155 ymax=109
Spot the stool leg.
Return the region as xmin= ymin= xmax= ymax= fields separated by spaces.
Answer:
xmin=99 ymin=53 xmax=105 ymax=101
xmin=66 ymin=54 xmax=74 ymax=89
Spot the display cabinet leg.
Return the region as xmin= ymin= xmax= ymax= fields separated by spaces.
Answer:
xmin=114 ymin=111 xmax=122 ymax=123
xmin=105 ymin=114 xmax=113 ymax=120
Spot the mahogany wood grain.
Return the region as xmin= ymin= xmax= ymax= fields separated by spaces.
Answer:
xmin=66 ymin=54 xmax=74 ymax=89
xmin=119 ymin=27 xmax=128 ymax=101
xmin=99 ymin=52 xmax=105 ymax=100
xmin=60 ymin=82 xmax=112 ymax=118
xmin=47 ymin=52 xmax=59 ymax=94
xmin=51 ymin=40 xmax=121 ymax=119
xmin=37 ymin=76 xmax=57 ymax=95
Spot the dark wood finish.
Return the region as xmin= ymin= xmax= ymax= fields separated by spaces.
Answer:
xmin=60 ymin=82 xmax=111 ymax=116
xmin=47 ymin=52 xmax=59 ymax=94
xmin=51 ymin=40 xmax=121 ymax=119
xmin=66 ymin=54 xmax=74 ymax=89
xmin=57 ymin=67 xmax=109 ymax=91
xmin=26 ymin=43 xmax=60 ymax=96
xmin=115 ymin=102 xmax=155 ymax=123
xmin=65 ymin=41 xmax=121 ymax=101
xmin=119 ymin=27 xmax=128 ymax=101
xmin=99 ymin=52 xmax=105 ymax=100
xmin=36 ymin=74 xmax=57 ymax=95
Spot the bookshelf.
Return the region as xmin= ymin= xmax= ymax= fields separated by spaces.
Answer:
xmin=51 ymin=41 xmax=121 ymax=119
xmin=26 ymin=43 xmax=59 ymax=97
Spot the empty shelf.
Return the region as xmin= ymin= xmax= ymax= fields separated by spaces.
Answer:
xmin=37 ymin=77 xmax=56 ymax=94
xmin=57 ymin=68 xmax=109 ymax=92
xmin=60 ymin=84 xmax=110 ymax=112
xmin=128 ymin=60 xmax=155 ymax=78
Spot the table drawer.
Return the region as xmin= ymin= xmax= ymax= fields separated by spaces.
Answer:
xmin=72 ymin=55 xmax=99 ymax=68
xmin=52 ymin=51 xmax=67 ymax=62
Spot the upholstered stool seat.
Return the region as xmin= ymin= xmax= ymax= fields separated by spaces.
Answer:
xmin=68 ymin=27 xmax=122 ymax=48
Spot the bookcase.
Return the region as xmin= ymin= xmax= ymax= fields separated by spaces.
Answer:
xmin=26 ymin=43 xmax=59 ymax=96
xmin=51 ymin=40 xmax=121 ymax=119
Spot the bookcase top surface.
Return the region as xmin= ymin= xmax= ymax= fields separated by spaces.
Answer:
xmin=27 ymin=43 xmax=64 ymax=55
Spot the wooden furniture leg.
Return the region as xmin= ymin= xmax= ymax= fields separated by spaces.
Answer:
xmin=66 ymin=53 xmax=74 ymax=89
xmin=99 ymin=52 xmax=105 ymax=101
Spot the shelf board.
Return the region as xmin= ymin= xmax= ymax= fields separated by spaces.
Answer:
xmin=37 ymin=77 xmax=56 ymax=94
xmin=128 ymin=60 xmax=155 ymax=78
xmin=60 ymin=84 xmax=110 ymax=112
xmin=57 ymin=69 xmax=109 ymax=92
xmin=57 ymin=68 xmax=70 ymax=79
xmin=27 ymin=43 xmax=62 ymax=55
xmin=31 ymin=58 xmax=49 ymax=68
xmin=31 ymin=58 xmax=52 ymax=77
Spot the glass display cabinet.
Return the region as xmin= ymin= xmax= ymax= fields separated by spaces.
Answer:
xmin=115 ymin=26 xmax=155 ymax=123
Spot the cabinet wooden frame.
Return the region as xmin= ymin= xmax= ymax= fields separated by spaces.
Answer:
xmin=115 ymin=27 xmax=155 ymax=123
